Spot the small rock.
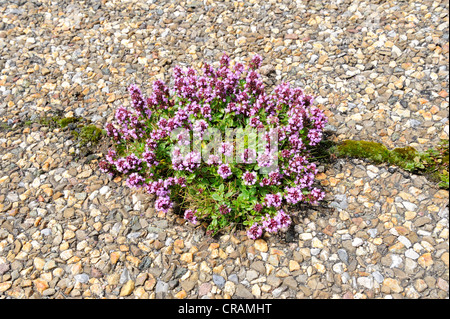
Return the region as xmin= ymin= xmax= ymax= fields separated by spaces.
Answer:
xmin=352 ymin=238 xmax=364 ymax=247
xmin=0 ymin=263 xmax=11 ymax=275
xmin=254 ymin=239 xmax=268 ymax=252
xmin=414 ymin=217 xmax=431 ymax=227
xmin=155 ymin=281 xmax=169 ymax=294
xmin=414 ymin=279 xmax=428 ymax=292
xmin=337 ymin=249 xmax=349 ymax=264
xmin=0 ymin=282 xmax=12 ymax=292
xmin=213 ymin=274 xmax=225 ymax=289
xmin=120 ymin=280 xmax=135 ymax=297
xmin=223 ymin=281 xmax=236 ymax=295
xmin=235 ymin=284 xmax=254 ymax=299
xmin=74 ymin=273 xmax=89 ymax=284
xmin=198 ymin=282 xmax=211 ymax=296
xmin=418 ymin=253 xmax=433 ymax=268
xmin=272 ymin=286 xmax=287 ymax=297
xmin=383 ymin=278 xmax=403 ymax=293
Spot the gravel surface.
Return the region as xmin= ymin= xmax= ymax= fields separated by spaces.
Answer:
xmin=0 ymin=0 xmax=448 ymax=299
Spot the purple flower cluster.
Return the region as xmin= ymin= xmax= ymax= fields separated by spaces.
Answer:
xmin=155 ymin=196 xmax=173 ymax=213
xmin=217 ymin=164 xmax=232 ymax=179
xmin=219 ymin=142 xmax=234 ymax=157
xmin=309 ymin=187 xmax=326 ymax=204
xmin=184 ymin=209 xmax=198 ymax=225
xmin=101 ymin=53 xmax=327 ymax=239
xmin=264 ymin=210 xmax=291 ymax=232
xmin=259 ymin=170 xmax=282 ymax=187
xmin=126 ymin=173 xmax=145 ymax=189
xmin=219 ymin=205 xmax=231 ymax=215
xmin=247 ymin=222 xmax=263 ymax=240
xmin=247 ymin=209 xmax=291 ymax=239
xmin=242 ymin=171 xmax=257 ymax=186
xmin=264 ymin=193 xmax=283 ymax=208
xmin=206 ymin=154 xmax=222 ymax=166
xmin=257 ymin=151 xmax=275 ymax=168
xmin=285 ymin=185 xmax=304 ymax=205
xmin=172 ymin=151 xmax=201 ymax=173
xmin=104 ymin=85 xmax=154 ymax=143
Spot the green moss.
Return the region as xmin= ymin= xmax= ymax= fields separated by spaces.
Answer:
xmin=324 ymin=139 xmax=449 ymax=189
xmin=335 ymin=140 xmax=390 ymax=163
xmin=79 ymin=125 xmax=103 ymax=146
xmin=39 ymin=116 xmax=57 ymax=127
xmin=0 ymin=122 xmax=9 ymax=132
xmin=390 ymin=146 xmax=418 ymax=162
xmin=58 ymin=117 xmax=79 ymax=128
xmin=388 ymin=146 xmax=425 ymax=172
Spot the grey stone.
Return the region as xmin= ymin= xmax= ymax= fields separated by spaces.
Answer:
xmin=74 ymin=273 xmax=89 ymax=284
xmin=414 ymin=217 xmax=432 ymax=227
xmin=0 ymin=263 xmax=10 ymax=275
xmin=120 ymin=268 xmax=131 ymax=284
xmin=213 ymin=274 xmax=226 ymax=289
xmin=357 ymin=276 xmax=374 ymax=289
xmin=272 ymin=286 xmax=288 ymax=297
xmin=337 ymin=249 xmax=349 ymax=264
xmin=283 ymin=276 xmax=298 ymax=289
xmin=235 ymin=284 xmax=254 ymax=299
xmin=228 ymin=274 xmax=239 ymax=284
xmin=155 ymin=280 xmax=169 ymax=294
xmin=180 ymin=279 xmax=196 ymax=292
xmin=267 ymin=275 xmax=282 ymax=287
xmin=250 ymin=261 xmax=265 ymax=274
xmin=368 ymin=228 xmax=378 ymax=238
xmin=245 ymin=270 xmax=259 ymax=282
xmin=154 ymin=220 xmax=168 ymax=229
xmin=372 ymin=271 xmax=384 ymax=284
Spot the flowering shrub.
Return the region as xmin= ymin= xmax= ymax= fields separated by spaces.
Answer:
xmin=99 ymin=53 xmax=327 ymax=239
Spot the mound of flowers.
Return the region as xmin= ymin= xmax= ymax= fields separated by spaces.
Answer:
xmin=99 ymin=53 xmax=327 ymax=239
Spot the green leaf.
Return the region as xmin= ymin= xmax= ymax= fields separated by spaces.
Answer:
xmin=225 ymin=191 xmax=234 ymax=198
xmin=211 ymin=193 xmax=223 ymax=202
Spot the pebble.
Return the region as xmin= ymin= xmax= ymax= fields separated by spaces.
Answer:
xmin=120 ymin=280 xmax=135 ymax=297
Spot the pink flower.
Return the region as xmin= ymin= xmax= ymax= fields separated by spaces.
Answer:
xmin=309 ymin=188 xmax=325 ymax=204
xmin=307 ymin=129 xmax=322 ymax=146
xmin=264 ymin=193 xmax=283 ymax=208
xmin=240 ymin=148 xmax=256 ymax=164
xmin=219 ymin=142 xmax=234 ymax=157
xmin=184 ymin=209 xmax=198 ymax=225
xmin=257 ymin=152 xmax=274 ymax=168
xmin=217 ymin=164 xmax=232 ymax=179
xmin=99 ymin=160 xmax=113 ymax=175
xmin=249 ymin=116 xmax=261 ymax=128
xmin=247 ymin=222 xmax=263 ymax=240
xmin=155 ymin=196 xmax=173 ymax=213
xmin=207 ymin=154 xmax=222 ymax=165
xmin=275 ymin=210 xmax=291 ymax=229
xmin=262 ymin=214 xmax=279 ymax=233
xmin=253 ymin=203 xmax=263 ymax=213
xmin=242 ymin=171 xmax=257 ymax=186
xmin=193 ymin=119 xmax=209 ymax=138
xmin=126 ymin=173 xmax=145 ymax=188
xmin=249 ymin=54 xmax=262 ymax=70
xmin=285 ymin=186 xmax=304 ymax=204
xmin=219 ymin=205 xmax=231 ymax=215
